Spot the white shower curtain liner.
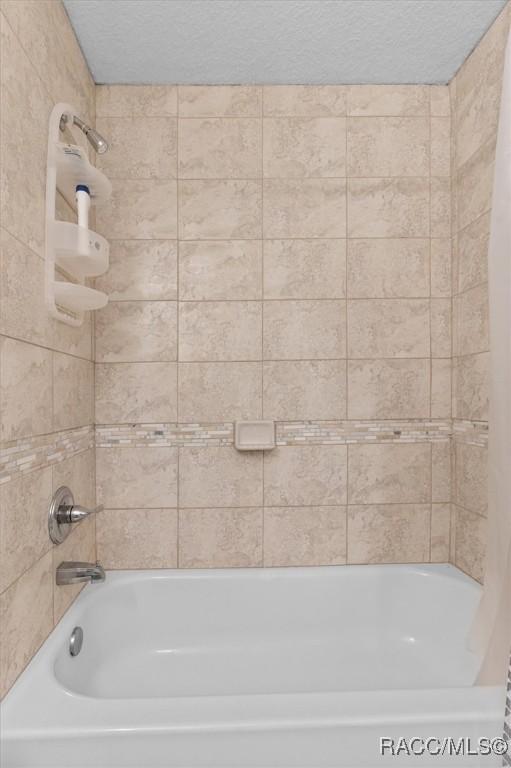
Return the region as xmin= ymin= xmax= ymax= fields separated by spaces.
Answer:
xmin=470 ymin=28 xmax=511 ymax=687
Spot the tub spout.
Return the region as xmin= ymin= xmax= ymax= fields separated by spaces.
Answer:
xmin=56 ymin=561 xmax=106 ymax=585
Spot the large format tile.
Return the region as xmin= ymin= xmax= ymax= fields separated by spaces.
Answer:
xmin=179 ymin=118 xmax=261 ymax=178
xmin=179 ymin=240 xmax=262 ymax=300
xmin=179 ymin=86 xmax=261 ymax=117
xmin=430 ymin=177 xmax=451 ymax=238
xmin=347 ymin=359 xmax=430 ymax=419
xmin=179 ymin=508 xmax=263 ymax=568
xmin=95 ymin=301 xmax=177 ymax=363
xmin=431 ymin=504 xmax=451 ymax=563
xmin=95 ymin=362 xmax=177 ymax=423
xmin=0 ymin=551 xmax=53 ymax=697
xmin=347 ymin=299 xmax=430 ymax=358
xmin=347 ymin=239 xmax=429 ymax=298
xmin=0 ymin=468 xmax=52 ymax=593
xmin=53 ymin=354 xmax=93 ymax=430
xmin=96 ymin=117 xmax=177 ymax=179
xmin=456 ymin=211 xmax=489 ymax=293
xmin=454 ymin=442 xmax=487 ymax=516
xmin=431 ymin=359 xmax=452 ymax=419
xmin=347 ymin=178 xmax=429 ymax=238
xmin=452 ymin=352 xmax=488 ymax=421
xmin=179 ymin=180 xmax=261 ymax=239
xmin=347 ymin=85 xmax=429 ymax=117
xmin=95 ymin=240 xmax=178 ymax=301
xmin=263 ymin=300 xmax=346 ymax=360
xmin=178 ymin=362 xmax=262 ymax=422
xmin=264 ymin=445 xmax=347 ymax=507
xmin=454 ymin=506 xmax=486 ymax=583
xmin=263 ymin=86 xmax=346 ymax=116
xmin=347 ymin=117 xmax=429 ymax=177
xmin=347 ymin=504 xmax=430 ymax=564
xmin=0 ymin=337 xmax=52 ymax=442
xmin=97 ymin=509 xmax=178 ymax=569
xmin=432 ymin=442 xmax=451 ymax=504
xmin=263 ymin=239 xmax=346 ymax=299
xmin=96 ymin=180 xmax=177 ymax=240
xmin=456 ymin=137 xmax=495 ymax=231
xmin=53 ymin=448 xmax=96 ymax=511
xmin=179 ymin=301 xmax=261 ymax=362
xmin=96 ymin=85 xmax=177 ymax=116
xmin=179 ymin=447 xmax=263 ymax=508
xmin=430 ymin=239 xmax=452 ymax=298
xmin=96 ymin=446 xmax=178 ymax=509
xmin=430 ymin=117 xmax=450 ymax=177
xmin=430 ymin=298 xmax=452 ymax=358
xmin=454 ymin=283 xmax=489 ymax=357
xmin=348 ymin=443 xmax=431 ymax=504
xmin=263 ymin=360 xmax=346 ymax=420
xmin=263 ymin=179 xmax=346 ymax=238
xmin=263 ymin=118 xmax=346 ymax=177
xmin=264 ymin=506 xmax=347 ymax=566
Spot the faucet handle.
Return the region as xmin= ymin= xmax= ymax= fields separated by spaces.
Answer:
xmin=49 ymin=487 xmax=103 ymax=544
xmin=59 ymin=503 xmax=104 ymax=524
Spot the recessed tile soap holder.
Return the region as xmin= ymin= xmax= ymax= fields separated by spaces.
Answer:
xmin=235 ymin=421 xmax=275 ymax=451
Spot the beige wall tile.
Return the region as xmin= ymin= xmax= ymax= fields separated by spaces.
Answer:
xmin=96 ymin=117 xmax=177 ymax=179
xmin=0 ymin=468 xmax=52 ymax=593
xmin=263 ymin=360 xmax=346 ymax=420
xmin=347 ymin=178 xmax=429 ymax=238
xmin=431 ymin=504 xmax=451 ymax=562
xmin=347 ymin=117 xmax=429 ymax=177
xmin=179 ymin=301 xmax=261 ymax=362
xmin=347 ymin=85 xmax=429 ymax=117
xmin=432 ymin=442 xmax=451 ymax=503
xmin=97 ymin=509 xmax=178 ymax=569
xmin=430 ymin=177 xmax=451 ymax=237
xmin=347 ymin=359 xmax=430 ymax=419
xmin=431 ymin=117 xmax=450 ymax=177
xmin=455 ymin=283 xmax=489 ymax=356
xmin=179 ymin=118 xmax=261 ymax=178
xmin=430 ymin=239 xmax=451 ymax=298
xmin=457 ymin=211 xmax=489 ymax=293
xmin=95 ymin=362 xmax=177 ymax=423
xmin=264 ymin=239 xmax=346 ymax=299
xmin=264 ymin=445 xmax=347 ymax=506
xmin=263 ymin=299 xmax=346 ymax=360
xmin=95 ymin=301 xmax=177 ymax=363
xmin=347 ymin=239 xmax=429 ymax=298
xmin=347 ymin=504 xmax=430 ymax=564
xmin=348 ymin=443 xmax=431 ymax=504
xmin=454 ymin=442 xmax=487 ymax=516
xmin=52 ymin=515 xmax=95 ymax=623
xmin=0 ymin=337 xmax=52 ymax=442
xmin=431 ymin=298 xmax=451 ymax=358
xmin=179 ymin=447 xmax=263 ymax=508
xmin=179 ymin=180 xmax=261 ymax=239
xmin=453 ymin=352 xmax=488 ymax=421
xmin=430 ymin=86 xmax=450 ymax=117
xmin=95 ymin=240 xmax=177 ymax=301
xmin=53 ymin=448 xmax=96 ymax=511
xmin=179 ymin=86 xmax=261 ymax=117
xmin=0 ymin=551 xmax=53 ymax=697
xmin=179 ymin=507 xmax=263 ymax=568
xmin=431 ymin=358 xmax=451 ymax=419
xmin=263 ymin=117 xmax=346 ymax=177
xmin=347 ymin=299 xmax=429 ymax=358
xmin=53 ymin=354 xmax=93 ymax=431
xmin=454 ymin=506 xmax=487 ymax=583
xmin=264 ymin=506 xmax=347 ymax=566
xmin=263 ymin=179 xmax=346 ymax=238
xmin=263 ymin=86 xmax=346 ymax=116
xmin=178 ymin=362 xmax=262 ymax=422
xmin=456 ymin=137 xmax=496 ymax=231
xmin=96 ymin=180 xmax=177 ymax=240
xmin=96 ymin=446 xmax=178 ymax=509
xmin=96 ymin=85 xmax=177 ymax=116
xmin=179 ymin=240 xmax=262 ymax=300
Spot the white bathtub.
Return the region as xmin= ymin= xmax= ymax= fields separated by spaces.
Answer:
xmin=1 ymin=564 xmax=505 ymax=767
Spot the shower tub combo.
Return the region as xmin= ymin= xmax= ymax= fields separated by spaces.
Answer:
xmin=1 ymin=564 xmax=505 ymax=767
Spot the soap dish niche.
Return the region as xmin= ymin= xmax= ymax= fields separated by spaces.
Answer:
xmin=235 ymin=421 xmax=275 ymax=451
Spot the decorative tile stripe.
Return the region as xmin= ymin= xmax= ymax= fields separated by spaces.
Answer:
xmin=95 ymin=423 xmax=234 ymax=447
xmin=276 ymin=420 xmax=451 ymax=445
xmin=452 ymin=419 xmax=489 ymax=447
xmin=504 ymin=659 xmax=511 ymax=766
xmin=0 ymin=425 xmax=94 ymax=485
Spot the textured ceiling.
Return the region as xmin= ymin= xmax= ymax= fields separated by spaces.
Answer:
xmin=63 ymin=0 xmax=507 ymax=85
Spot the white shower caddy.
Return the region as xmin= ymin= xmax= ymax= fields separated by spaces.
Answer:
xmin=45 ymin=103 xmax=111 ymax=326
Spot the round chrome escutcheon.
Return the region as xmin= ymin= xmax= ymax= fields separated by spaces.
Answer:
xmin=69 ymin=626 xmax=84 ymax=657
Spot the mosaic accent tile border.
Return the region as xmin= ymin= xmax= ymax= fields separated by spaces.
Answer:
xmin=95 ymin=423 xmax=233 ymax=447
xmin=0 ymin=425 xmax=94 ymax=485
xmin=452 ymin=419 xmax=489 ymax=447
xmin=504 ymin=659 xmax=511 ymax=766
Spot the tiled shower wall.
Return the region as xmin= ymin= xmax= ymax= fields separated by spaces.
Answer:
xmin=93 ymin=83 xmax=453 ymax=570
xmin=0 ymin=1 xmax=96 ymax=696
xmin=450 ymin=2 xmax=510 ymax=583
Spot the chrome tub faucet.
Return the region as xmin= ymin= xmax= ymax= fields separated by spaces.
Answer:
xmin=56 ymin=561 xmax=106 ymax=585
